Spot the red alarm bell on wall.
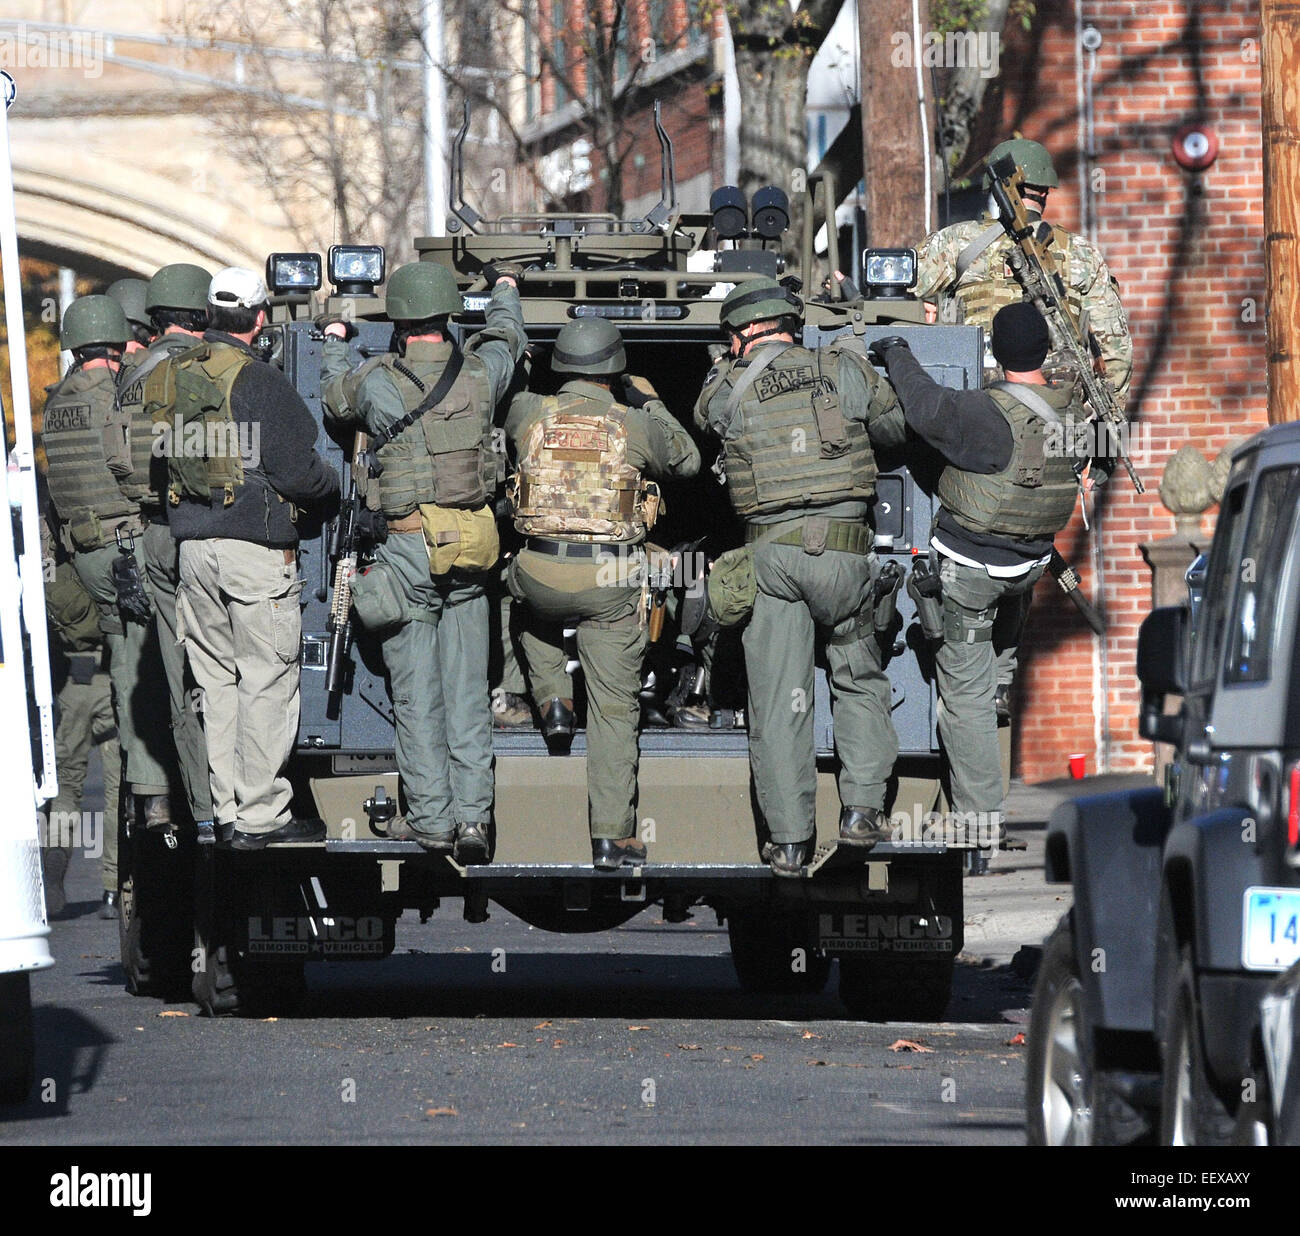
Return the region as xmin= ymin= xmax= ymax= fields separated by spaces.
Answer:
xmin=1172 ymin=125 xmax=1219 ymax=171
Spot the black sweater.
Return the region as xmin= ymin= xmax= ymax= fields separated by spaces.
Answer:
xmin=169 ymin=332 xmax=340 ymax=547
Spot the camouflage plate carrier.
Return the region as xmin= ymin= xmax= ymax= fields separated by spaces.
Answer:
xmin=511 ymin=394 xmax=660 ymax=542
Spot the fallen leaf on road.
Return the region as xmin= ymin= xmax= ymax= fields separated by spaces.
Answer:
xmin=887 ymin=1039 xmax=934 ymax=1054
xmin=628 ymin=1025 xmax=650 ymax=1031
xmin=801 ymin=1030 xmax=821 ymax=1040
xmin=552 ymin=1040 xmax=567 ymax=1048
xmin=807 ymin=1059 xmax=828 ymax=1067
xmin=676 ymin=1043 xmax=701 ymax=1051
xmin=262 ymin=1018 xmax=278 ymax=1023
xmin=452 ymin=946 xmax=472 ymax=953
xmin=533 ymin=1021 xmax=553 ymax=1029
xmin=425 ymin=1107 xmax=459 ymax=1118
xmin=748 ymin=1054 xmax=765 ymax=1061
xmin=157 ymin=1010 xmax=189 ymax=1018
xmin=1005 ymin=1032 xmax=1026 ymax=1046
xmin=498 ymin=1041 xmax=519 ymax=1048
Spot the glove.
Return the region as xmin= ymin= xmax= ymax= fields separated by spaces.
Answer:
xmin=622 ymin=374 xmax=657 ymax=408
xmin=481 ymin=262 xmax=522 ymax=289
xmin=315 ymin=314 xmax=357 ymax=341
xmin=867 ymin=336 xmax=910 ymax=367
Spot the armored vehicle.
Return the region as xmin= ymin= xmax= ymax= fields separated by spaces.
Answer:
xmin=1027 ymin=423 xmax=1300 ymax=1144
xmin=119 ymin=108 xmax=997 ymax=1020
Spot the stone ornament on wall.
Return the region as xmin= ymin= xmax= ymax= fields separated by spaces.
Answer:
xmin=1158 ymin=438 xmax=1249 ymax=537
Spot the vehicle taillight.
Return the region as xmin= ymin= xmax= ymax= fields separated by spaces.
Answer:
xmin=1288 ymin=762 xmax=1300 ymax=848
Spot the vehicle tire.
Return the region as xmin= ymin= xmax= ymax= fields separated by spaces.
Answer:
xmin=1159 ymin=948 xmax=1236 ymax=1145
xmin=192 ymin=933 xmax=308 ymax=1018
xmin=0 ymin=972 xmax=35 ymax=1105
xmin=192 ymin=937 xmax=241 ymax=1018
xmin=118 ymin=822 xmax=194 ymax=999
xmin=837 ymin=952 xmax=954 ymax=1021
xmin=728 ymin=911 xmax=831 ymax=995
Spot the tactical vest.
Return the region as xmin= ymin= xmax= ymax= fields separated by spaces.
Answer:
xmin=710 ymin=346 xmax=877 ymax=519
xmin=936 ymin=383 xmax=1079 ymax=538
xmin=952 ymin=221 xmax=1073 ymax=329
xmin=145 ymin=341 xmax=252 ymax=507
xmin=511 ymin=394 xmax=657 ymax=543
xmin=354 ymin=351 xmax=494 ymax=518
xmin=116 ymin=335 xmax=198 ymax=508
xmin=41 ymin=366 xmax=140 ymax=549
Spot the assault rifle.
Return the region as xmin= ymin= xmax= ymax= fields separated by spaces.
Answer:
xmin=986 ymin=153 xmax=1144 ymax=495
xmin=325 ymin=431 xmax=385 ymax=718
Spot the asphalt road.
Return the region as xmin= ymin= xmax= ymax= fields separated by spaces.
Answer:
xmin=0 ymin=776 xmax=1120 ymax=1146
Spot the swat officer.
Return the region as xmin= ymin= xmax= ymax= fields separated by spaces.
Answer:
xmin=507 ymin=317 xmax=700 ymax=870
xmin=115 ymin=263 xmax=214 ymax=838
xmin=694 ymin=277 xmax=906 ymax=877
xmin=913 ymin=136 xmax=1131 ymax=720
xmin=321 ymin=261 xmax=526 ymax=862
xmin=166 ymin=267 xmax=339 ymax=850
xmin=107 ymin=278 xmax=152 ymax=356
xmin=871 ymin=303 xmax=1081 ymax=858
xmin=39 ymin=295 xmax=175 ymax=830
xmin=915 ymin=138 xmax=1131 ymax=403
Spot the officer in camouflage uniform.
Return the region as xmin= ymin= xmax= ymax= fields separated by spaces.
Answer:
xmin=114 ymin=263 xmax=215 ymax=837
xmin=40 ymin=295 xmax=175 ymax=830
xmin=322 ymin=261 xmax=526 ymax=862
xmin=872 ymin=304 xmax=1082 ymax=855
xmin=107 ymin=278 xmax=152 ymax=356
xmin=40 ymin=538 xmax=121 ymax=919
xmin=914 ymin=136 xmax=1131 ymax=719
xmin=694 ymin=278 xmax=906 ymax=876
xmin=507 ymin=317 xmax=700 ymax=869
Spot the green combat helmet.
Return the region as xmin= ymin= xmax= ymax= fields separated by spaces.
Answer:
xmin=106 ymin=278 xmax=150 ymax=330
xmin=385 ymin=261 xmax=461 ymax=321
xmin=60 ymin=295 xmax=130 ymax=352
xmin=718 ymin=276 xmax=803 ymax=332
xmin=146 ymin=263 xmax=212 ymax=312
xmin=550 ymin=316 xmax=626 ymax=376
xmin=984 ymin=137 xmax=1059 ymax=189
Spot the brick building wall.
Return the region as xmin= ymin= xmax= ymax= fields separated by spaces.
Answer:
xmin=997 ymin=0 xmax=1266 ymax=780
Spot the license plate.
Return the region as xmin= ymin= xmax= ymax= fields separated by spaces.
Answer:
xmin=1242 ymin=887 xmax=1300 ymax=970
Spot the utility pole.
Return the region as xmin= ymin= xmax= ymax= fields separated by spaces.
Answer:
xmin=1262 ymin=0 xmax=1300 ymax=424
xmin=859 ymin=0 xmax=933 ymax=246
xmin=422 ymin=0 xmax=447 ymax=238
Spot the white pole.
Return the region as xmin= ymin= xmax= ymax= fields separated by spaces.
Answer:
xmin=0 ymin=79 xmax=57 ymax=806
xmin=423 ymin=0 xmax=447 ymax=237
xmin=57 ymin=266 xmax=74 ymax=375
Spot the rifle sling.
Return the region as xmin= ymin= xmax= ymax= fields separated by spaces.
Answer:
xmin=990 ymin=380 xmax=1063 ymax=428
xmin=950 ymin=221 xmax=1005 ymax=291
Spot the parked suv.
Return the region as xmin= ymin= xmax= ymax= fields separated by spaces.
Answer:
xmin=1026 ymin=423 xmax=1300 ymax=1145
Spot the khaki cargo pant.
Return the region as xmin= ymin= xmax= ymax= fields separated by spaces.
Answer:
xmin=177 ymin=539 xmax=302 ymax=834
xmin=509 ymin=548 xmax=647 ymax=841
xmin=72 ymin=542 xmax=172 ymax=797
xmin=142 ymin=521 xmax=213 ymax=823
xmin=745 ymin=541 xmax=898 ymax=846
xmin=44 ymin=667 xmax=120 ymax=893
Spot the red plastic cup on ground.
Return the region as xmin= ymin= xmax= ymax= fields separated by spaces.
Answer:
xmin=1068 ymin=753 xmax=1086 ymax=780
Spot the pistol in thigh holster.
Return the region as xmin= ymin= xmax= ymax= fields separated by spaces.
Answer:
xmin=871 ymin=559 xmax=904 ymax=633
xmin=906 ymin=557 xmax=945 ymax=642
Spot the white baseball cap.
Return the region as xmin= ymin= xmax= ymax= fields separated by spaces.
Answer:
xmin=208 ymin=267 xmax=269 ymax=309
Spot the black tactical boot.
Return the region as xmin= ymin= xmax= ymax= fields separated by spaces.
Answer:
xmin=492 ymin=690 xmax=534 ymax=728
xmin=99 ymin=890 xmax=119 ymax=920
xmin=838 ymin=806 xmax=892 ymax=849
xmin=41 ymin=847 xmax=69 ymax=917
xmin=592 ymin=836 xmax=647 ymax=870
xmin=541 ymin=697 xmax=575 ymax=753
xmin=453 ymin=820 xmax=490 ymax=865
xmin=767 ymin=841 xmax=809 ymax=879
xmin=230 ymin=817 xmax=326 ymax=851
